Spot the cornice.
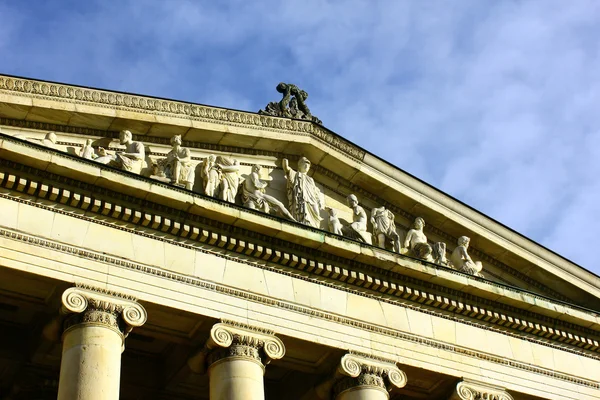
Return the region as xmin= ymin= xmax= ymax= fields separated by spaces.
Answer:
xmin=0 ymin=157 xmax=599 ymax=350
xmin=0 ymin=226 xmax=598 ymax=389
xmin=0 ymin=75 xmax=366 ymax=160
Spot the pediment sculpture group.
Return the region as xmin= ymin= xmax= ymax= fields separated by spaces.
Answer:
xmin=73 ymin=129 xmax=483 ymax=277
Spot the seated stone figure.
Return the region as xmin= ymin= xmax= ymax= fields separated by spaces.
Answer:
xmin=401 ymin=217 xmax=433 ymax=261
xmin=371 ymin=206 xmax=400 ymax=252
xmin=343 ymin=194 xmax=372 ymax=244
xmin=162 ymin=135 xmax=195 ymax=190
xmin=242 ymin=164 xmax=295 ymax=221
xmin=450 ymin=236 xmax=483 ymax=276
xmin=94 ymin=130 xmax=145 ymax=174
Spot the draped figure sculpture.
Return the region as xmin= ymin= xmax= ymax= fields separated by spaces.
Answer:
xmin=242 ymin=164 xmax=295 ymax=221
xmin=343 ymin=194 xmax=372 ymax=244
xmin=282 ymin=157 xmax=324 ymax=228
xmin=216 ymin=156 xmax=241 ymax=203
xmin=162 ymin=135 xmax=195 ymax=190
xmin=371 ymin=206 xmax=401 ymax=252
xmin=201 ymin=155 xmax=220 ymax=197
xmin=94 ymin=130 xmax=145 ymax=174
xmin=450 ymin=236 xmax=483 ymax=276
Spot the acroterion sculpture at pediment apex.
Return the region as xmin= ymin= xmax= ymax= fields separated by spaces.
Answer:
xmin=1 ymin=73 xmax=599 ymax=312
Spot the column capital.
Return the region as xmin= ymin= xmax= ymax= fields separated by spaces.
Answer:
xmin=449 ymin=379 xmax=513 ymax=400
xmin=61 ymin=284 xmax=147 ymax=339
xmin=333 ymin=352 xmax=407 ymax=397
xmin=189 ymin=320 xmax=286 ymax=373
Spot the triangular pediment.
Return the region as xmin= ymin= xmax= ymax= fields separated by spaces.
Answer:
xmin=1 ymin=73 xmax=599 ymax=317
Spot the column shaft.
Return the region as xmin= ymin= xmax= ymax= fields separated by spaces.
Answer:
xmin=58 ymin=324 xmax=123 ymax=400
xmin=209 ymin=357 xmax=265 ymax=400
xmin=336 ymin=386 xmax=388 ymax=400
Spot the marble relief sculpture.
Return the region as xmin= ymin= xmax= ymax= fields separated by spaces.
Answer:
xmin=201 ymin=155 xmax=220 ymax=197
xmin=160 ymin=135 xmax=195 ymax=190
xmin=242 ymin=164 xmax=296 ymax=221
xmin=327 ymin=208 xmax=344 ymax=235
xmin=343 ymin=194 xmax=372 ymax=244
xmin=216 ymin=156 xmax=241 ymax=203
xmin=94 ymin=130 xmax=145 ymax=174
xmin=282 ymin=157 xmax=324 ymax=228
xmin=371 ymin=206 xmax=401 ymax=252
xmin=450 ymin=236 xmax=483 ymax=276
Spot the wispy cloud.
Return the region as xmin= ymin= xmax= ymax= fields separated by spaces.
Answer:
xmin=1 ymin=0 xmax=599 ymax=273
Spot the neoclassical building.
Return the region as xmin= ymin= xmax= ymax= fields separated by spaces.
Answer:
xmin=0 ymin=74 xmax=598 ymax=400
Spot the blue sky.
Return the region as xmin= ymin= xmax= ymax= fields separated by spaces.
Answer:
xmin=1 ymin=1 xmax=600 ymax=274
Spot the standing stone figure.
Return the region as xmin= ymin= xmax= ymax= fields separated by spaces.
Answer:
xmin=95 ymin=130 xmax=145 ymax=174
xmin=432 ymin=242 xmax=448 ymax=266
xmin=371 ymin=206 xmax=401 ymax=252
xmin=163 ymin=135 xmax=195 ymax=190
xmin=242 ymin=164 xmax=296 ymax=221
xmin=80 ymin=139 xmax=96 ymax=160
xmin=402 ymin=217 xmax=433 ymax=262
xmin=282 ymin=157 xmax=324 ymax=228
xmin=216 ymin=156 xmax=241 ymax=203
xmin=327 ymin=208 xmax=344 ymax=235
xmin=450 ymin=236 xmax=483 ymax=276
xmin=201 ymin=155 xmax=220 ymax=197
xmin=343 ymin=194 xmax=372 ymax=244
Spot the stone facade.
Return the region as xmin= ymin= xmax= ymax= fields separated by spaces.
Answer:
xmin=0 ymin=74 xmax=599 ymax=399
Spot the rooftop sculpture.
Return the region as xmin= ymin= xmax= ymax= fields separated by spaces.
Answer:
xmin=259 ymin=82 xmax=322 ymax=124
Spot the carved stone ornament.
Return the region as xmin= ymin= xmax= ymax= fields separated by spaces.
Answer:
xmin=259 ymin=82 xmax=322 ymax=124
xmin=332 ymin=353 xmax=407 ymax=398
xmin=449 ymin=379 xmax=514 ymax=400
xmin=188 ymin=320 xmax=286 ymax=373
xmin=61 ymin=285 xmax=147 ymax=340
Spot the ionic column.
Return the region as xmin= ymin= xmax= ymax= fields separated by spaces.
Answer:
xmin=448 ymin=379 xmax=514 ymax=400
xmin=189 ymin=321 xmax=285 ymax=400
xmin=57 ymin=285 xmax=147 ymax=400
xmin=332 ymin=353 xmax=407 ymax=400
